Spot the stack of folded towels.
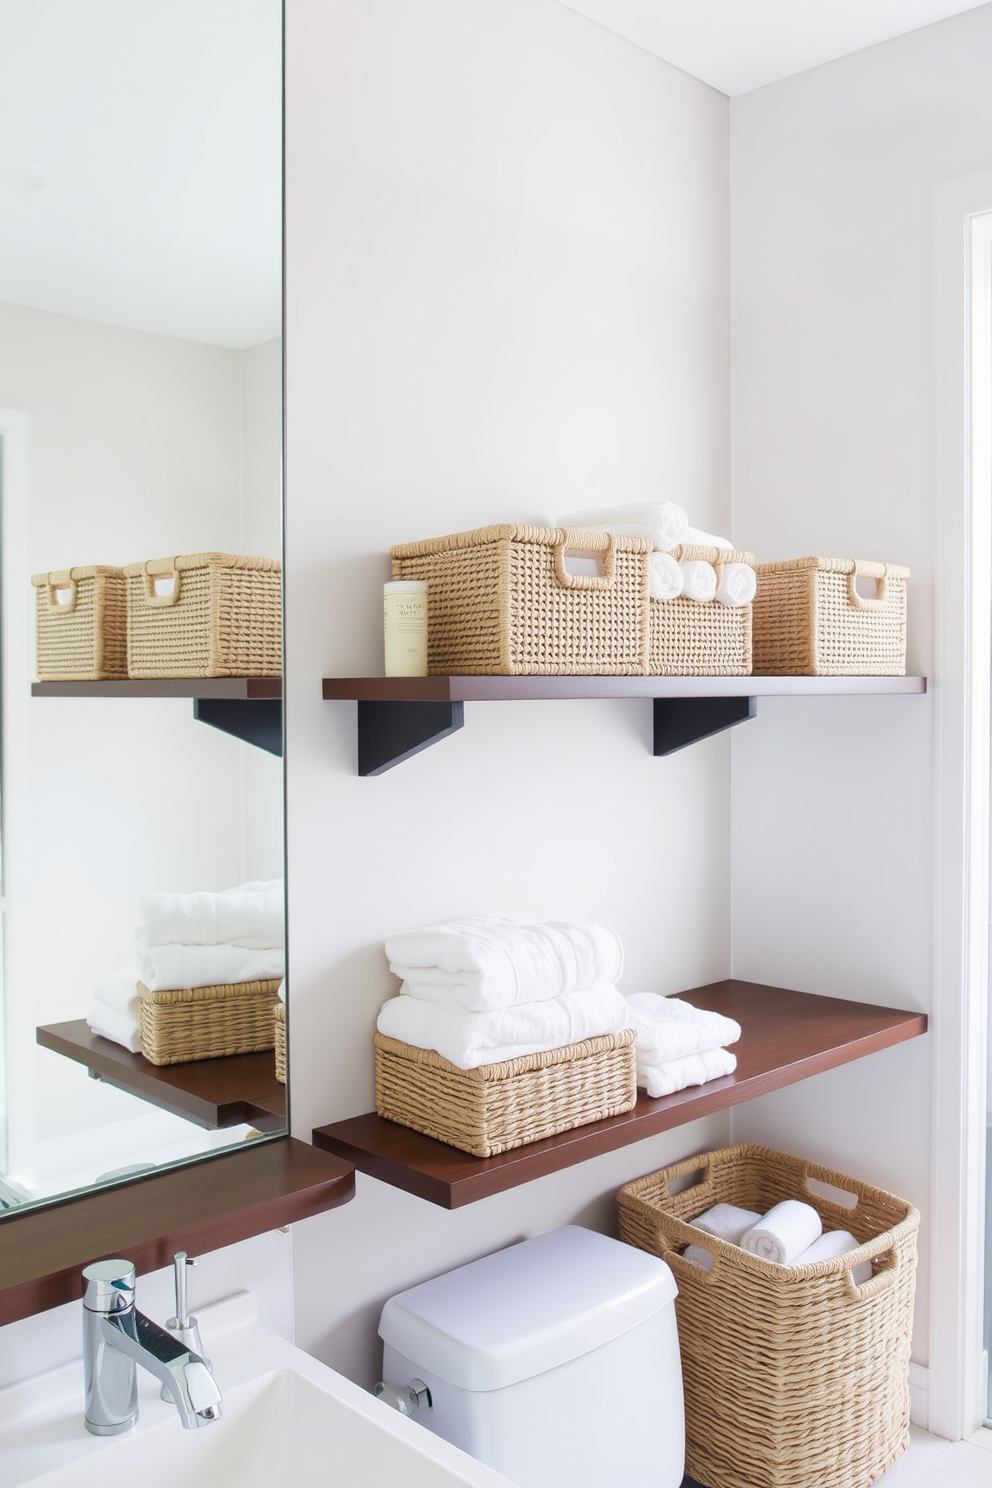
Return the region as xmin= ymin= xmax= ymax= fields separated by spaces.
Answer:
xmin=85 ymin=879 xmax=285 ymax=1053
xmin=377 ymin=916 xmax=740 ymax=1098
xmin=682 ymin=1199 xmax=872 ymax=1281
xmin=555 ymin=499 xmax=757 ymax=607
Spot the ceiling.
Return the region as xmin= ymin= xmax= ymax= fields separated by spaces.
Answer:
xmin=0 ymin=0 xmax=281 ymax=349
xmin=556 ymin=0 xmax=990 ymax=95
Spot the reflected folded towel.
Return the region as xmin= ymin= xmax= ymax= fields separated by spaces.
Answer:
xmin=137 ymin=880 xmax=284 ymax=950
xmin=693 ymin=1202 xmax=762 ymax=1245
xmin=684 ymin=526 xmax=733 ymax=550
xmin=137 ymin=942 xmax=285 ymax=993
xmin=648 ymin=551 xmax=684 ymax=601
xmin=741 ymin=1200 xmax=822 ymax=1265
xmin=636 ymin=1046 xmax=737 ymax=1098
xmin=679 ymin=560 xmax=717 ymax=603
xmin=377 ymin=982 xmax=632 ymax=1069
xmin=626 ymin=994 xmax=741 ymax=1064
xmin=86 ymin=1003 xmax=142 ymax=1054
xmin=91 ymin=966 xmax=140 ymax=1018
xmin=387 ymin=916 xmax=624 ymax=1012
xmin=793 ymin=1228 xmax=872 ymax=1283
xmin=556 ymin=501 xmax=689 ymax=553
xmin=715 ymin=563 xmax=757 ymax=608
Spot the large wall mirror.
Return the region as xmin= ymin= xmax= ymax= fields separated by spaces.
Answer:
xmin=0 ymin=0 xmax=286 ymax=1217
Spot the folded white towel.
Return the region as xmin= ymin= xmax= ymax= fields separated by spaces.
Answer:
xmin=387 ymin=916 xmax=624 ymax=1012
xmin=137 ymin=880 xmax=284 ymax=950
xmin=692 ymin=1202 xmax=762 ymax=1245
xmin=377 ymin=982 xmax=632 ymax=1070
xmin=741 ymin=1200 xmax=822 ymax=1265
xmin=684 ymin=526 xmax=733 ymax=550
xmin=792 ymin=1228 xmax=872 ymax=1283
xmin=556 ymin=501 xmax=689 ymax=553
xmin=137 ymin=942 xmax=285 ymax=993
xmin=86 ymin=1003 xmax=142 ymax=1054
xmin=714 ymin=563 xmax=757 ymax=608
xmin=91 ymin=967 xmax=140 ymax=1018
xmin=636 ymin=1046 xmax=737 ymax=1098
xmin=679 ymin=559 xmax=717 ymax=603
xmin=647 ymin=551 xmax=684 ymax=601
xmin=626 ymin=994 xmax=741 ymax=1064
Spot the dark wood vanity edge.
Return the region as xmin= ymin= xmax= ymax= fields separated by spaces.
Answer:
xmin=0 ymin=1137 xmax=355 ymax=1326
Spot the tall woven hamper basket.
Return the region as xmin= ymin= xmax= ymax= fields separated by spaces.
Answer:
xmin=752 ymin=557 xmax=909 ymax=675
xmin=617 ymin=1145 xmax=919 ymax=1488
xmin=124 ymin=552 xmax=282 ymax=678
xmin=649 ymin=544 xmax=754 ymax=675
xmin=389 ymin=525 xmax=652 ymax=675
xmin=32 ymin=566 xmax=128 ymax=681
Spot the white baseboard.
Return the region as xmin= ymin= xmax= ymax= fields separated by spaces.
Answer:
xmin=909 ymin=1363 xmax=929 ymax=1429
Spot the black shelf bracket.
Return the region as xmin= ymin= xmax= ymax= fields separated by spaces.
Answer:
xmin=357 ymin=699 xmax=464 ymax=775
xmin=653 ymin=695 xmax=756 ymax=755
xmin=193 ymin=698 xmax=283 ymax=756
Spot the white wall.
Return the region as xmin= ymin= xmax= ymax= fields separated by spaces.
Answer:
xmin=284 ymin=0 xmax=734 ymax=1388
xmin=729 ymin=3 xmax=992 ymax=1371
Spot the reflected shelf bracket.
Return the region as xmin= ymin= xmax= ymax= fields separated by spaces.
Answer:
xmin=652 ymin=695 xmax=757 ymax=755
xmin=192 ymin=697 xmax=283 ymax=756
xmin=357 ymin=699 xmax=465 ymax=775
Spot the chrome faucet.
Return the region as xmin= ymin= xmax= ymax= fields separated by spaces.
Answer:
xmin=82 ymin=1258 xmax=222 ymax=1435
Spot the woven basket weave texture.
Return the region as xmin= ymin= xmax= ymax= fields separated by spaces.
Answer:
xmin=32 ymin=567 xmax=128 ymax=681
xmin=649 ymin=543 xmax=754 ymax=676
xmin=617 ymin=1144 xmax=919 ymax=1488
xmin=138 ymin=977 xmax=282 ymax=1066
xmin=390 ymin=525 xmax=652 ymax=675
xmin=124 ymin=552 xmax=281 ymax=678
xmin=752 ymin=557 xmax=909 ymax=676
xmin=274 ymin=1000 xmax=286 ymax=1084
xmin=375 ymin=1028 xmax=637 ymax=1156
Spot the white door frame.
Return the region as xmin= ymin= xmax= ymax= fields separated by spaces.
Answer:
xmin=930 ymin=178 xmax=992 ymax=1440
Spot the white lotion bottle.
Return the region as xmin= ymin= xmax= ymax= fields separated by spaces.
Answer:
xmin=384 ymin=580 xmax=428 ymax=676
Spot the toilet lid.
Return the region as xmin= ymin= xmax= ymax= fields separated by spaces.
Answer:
xmin=378 ymin=1225 xmax=677 ymax=1391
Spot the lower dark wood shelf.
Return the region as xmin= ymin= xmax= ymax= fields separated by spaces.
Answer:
xmin=312 ymin=981 xmax=928 ymax=1208
xmin=37 ymin=1020 xmax=286 ymax=1132
xmin=32 ymin=678 xmax=282 ymax=699
xmin=0 ymin=1136 xmax=354 ymax=1326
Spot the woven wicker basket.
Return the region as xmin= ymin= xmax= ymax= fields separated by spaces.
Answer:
xmin=31 ymin=567 xmax=128 ymax=681
xmin=274 ymin=1000 xmax=286 ymax=1084
xmin=618 ymin=1145 xmax=919 ymax=1488
xmin=649 ymin=543 xmax=754 ymax=675
xmin=752 ymin=557 xmax=909 ymax=676
xmin=389 ymin=525 xmax=652 ymax=675
xmin=123 ymin=553 xmax=281 ymax=678
xmin=138 ymin=977 xmax=282 ymax=1066
xmin=375 ymin=1028 xmax=637 ymax=1156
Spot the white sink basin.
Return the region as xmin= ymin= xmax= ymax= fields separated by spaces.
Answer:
xmin=0 ymin=1297 xmax=513 ymax=1488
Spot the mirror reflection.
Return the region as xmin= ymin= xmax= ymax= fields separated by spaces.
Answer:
xmin=0 ymin=0 xmax=285 ymax=1214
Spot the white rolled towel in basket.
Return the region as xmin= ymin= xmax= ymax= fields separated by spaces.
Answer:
xmin=741 ymin=1200 xmax=822 ymax=1265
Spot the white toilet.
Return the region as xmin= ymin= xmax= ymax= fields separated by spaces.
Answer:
xmin=378 ymin=1225 xmax=684 ymax=1488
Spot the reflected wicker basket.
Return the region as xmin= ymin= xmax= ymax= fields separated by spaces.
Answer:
xmin=138 ymin=977 xmax=283 ymax=1066
xmin=124 ymin=552 xmax=281 ymax=678
xmin=274 ymin=1000 xmax=286 ymax=1084
xmin=31 ymin=566 xmax=128 ymax=681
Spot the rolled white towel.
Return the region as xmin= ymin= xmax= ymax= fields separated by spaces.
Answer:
xmin=648 ymin=551 xmax=684 ymax=601
xmin=684 ymin=526 xmax=733 ymax=550
xmin=138 ymin=880 xmax=284 ymax=950
xmin=556 ymin=501 xmax=689 ymax=553
xmin=626 ymin=994 xmax=741 ymax=1064
xmin=693 ymin=1202 xmax=762 ymax=1245
xmin=137 ymin=942 xmax=285 ymax=993
xmin=741 ymin=1200 xmax=822 ymax=1265
xmin=715 ymin=563 xmax=757 ymax=608
xmin=377 ymin=982 xmax=632 ymax=1069
xmin=86 ymin=1003 xmax=142 ymax=1054
xmin=682 ymin=1244 xmax=716 ymax=1272
xmin=636 ymin=1046 xmax=737 ymax=1098
xmin=792 ymin=1228 xmax=872 ymax=1284
xmin=679 ymin=560 xmax=717 ymax=603
xmin=388 ymin=916 xmax=624 ymax=1012
xmin=91 ymin=967 xmax=140 ymax=1018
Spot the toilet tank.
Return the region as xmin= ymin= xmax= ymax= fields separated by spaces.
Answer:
xmin=378 ymin=1225 xmax=684 ymax=1488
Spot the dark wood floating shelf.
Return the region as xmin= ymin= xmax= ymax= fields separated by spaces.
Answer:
xmin=37 ymin=1020 xmax=286 ymax=1133
xmin=321 ymin=675 xmax=928 ymax=773
xmin=312 ymin=980 xmax=928 ymax=1208
xmin=0 ymin=1136 xmax=354 ymax=1326
xmin=32 ymin=677 xmax=283 ymax=755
